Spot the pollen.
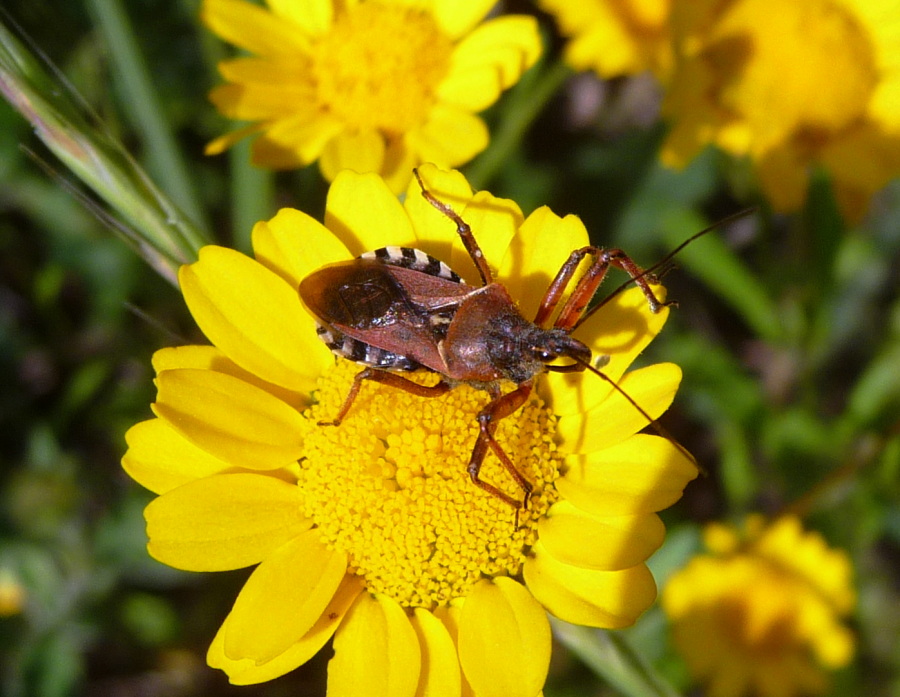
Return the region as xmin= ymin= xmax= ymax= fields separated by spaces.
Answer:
xmin=310 ymin=3 xmax=453 ymax=136
xmin=298 ymin=361 xmax=561 ymax=609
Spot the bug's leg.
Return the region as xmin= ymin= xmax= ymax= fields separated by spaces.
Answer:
xmin=554 ymin=247 xmax=676 ymax=331
xmin=320 ymin=368 xmax=451 ymax=426
xmin=413 ymin=168 xmax=493 ymax=287
xmin=533 ymin=246 xmax=595 ymax=327
xmin=468 ymin=382 xmax=534 ymax=512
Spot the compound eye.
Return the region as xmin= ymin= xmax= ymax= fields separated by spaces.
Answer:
xmin=532 ymin=347 xmax=556 ymax=362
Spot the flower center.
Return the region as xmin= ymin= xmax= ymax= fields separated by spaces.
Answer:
xmin=298 ymin=361 xmax=561 ymax=609
xmin=719 ymin=561 xmax=803 ymax=657
xmin=310 ymin=3 xmax=454 ymax=136
xmin=707 ymin=0 xmax=876 ymax=154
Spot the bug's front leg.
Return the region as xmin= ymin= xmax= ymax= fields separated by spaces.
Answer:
xmin=468 ymin=381 xmax=534 ymax=511
xmin=554 ymin=247 xmax=676 ymax=331
xmin=413 ymin=168 xmax=493 ymax=287
xmin=320 ymin=367 xmax=451 ymax=426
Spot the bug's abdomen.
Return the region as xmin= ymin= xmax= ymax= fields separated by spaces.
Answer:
xmin=314 ymin=323 xmax=421 ymax=371
xmin=362 ymin=246 xmax=462 ymax=282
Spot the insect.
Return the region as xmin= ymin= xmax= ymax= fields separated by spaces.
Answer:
xmin=299 ymin=170 xmax=680 ymax=512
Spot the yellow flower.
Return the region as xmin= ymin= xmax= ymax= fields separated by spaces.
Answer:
xmin=662 ymin=515 xmax=856 ymax=697
xmin=662 ymin=0 xmax=900 ymax=220
xmin=537 ymin=0 xmax=673 ymax=78
xmin=122 ymin=165 xmax=697 ymax=692
xmin=0 ymin=568 xmax=25 ymax=616
xmin=201 ymin=0 xmax=541 ymax=191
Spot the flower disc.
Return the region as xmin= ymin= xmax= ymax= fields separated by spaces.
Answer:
xmin=299 ymin=361 xmax=561 ymax=609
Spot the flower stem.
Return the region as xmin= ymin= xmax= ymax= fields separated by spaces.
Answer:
xmin=230 ymin=139 xmax=274 ymax=253
xmin=465 ymin=57 xmax=572 ymax=191
xmin=551 ymin=619 xmax=683 ymax=697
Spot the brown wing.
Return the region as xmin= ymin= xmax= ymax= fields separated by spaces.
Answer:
xmin=299 ymin=259 xmax=476 ymax=372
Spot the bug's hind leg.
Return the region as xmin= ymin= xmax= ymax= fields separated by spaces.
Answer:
xmin=319 ymin=368 xmax=451 ymax=426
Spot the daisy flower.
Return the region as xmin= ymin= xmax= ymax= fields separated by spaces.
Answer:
xmin=537 ymin=0 xmax=673 ymax=79
xmin=122 ymin=165 xmax=697 ymax=692
xmin=201 ymin=0 xmax=541 ymax=191
xmin=662 ymin=0 xmax=900 ymax=220
xmin=662 ymin=515 xmax=856 ymax=697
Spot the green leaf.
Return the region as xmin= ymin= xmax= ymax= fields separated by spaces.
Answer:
xmin=552 ymin=621 xmax=683 ymax=697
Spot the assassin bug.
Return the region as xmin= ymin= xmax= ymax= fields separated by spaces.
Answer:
xmin=300 ymin=170 xmax=696 ymax=512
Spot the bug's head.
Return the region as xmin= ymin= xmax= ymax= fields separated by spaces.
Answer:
xmin=528 ymin=329 xmax=592 ymax=371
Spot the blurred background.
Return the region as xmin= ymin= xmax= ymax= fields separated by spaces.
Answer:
xmin=1 ymin=1 xmax=898 ymax=696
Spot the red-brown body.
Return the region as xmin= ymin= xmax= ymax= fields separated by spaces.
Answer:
xmin=299 ymin=170 xmax=672 ymax=513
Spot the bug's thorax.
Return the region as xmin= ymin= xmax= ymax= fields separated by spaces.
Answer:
xmin=442 ymin=283 xmax=591 ymax=385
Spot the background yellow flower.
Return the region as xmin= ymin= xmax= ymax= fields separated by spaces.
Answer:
xmin=537 ymin=0 xmax=673 ymax=78
xmin=662 ymin=0 xmax=900 ymax=220
xmin=202 ymin=0 xmax=541 ymax=191
xmin=662 ymin=516 xmax=856 ymax=697
xmin=540 ymin=0 xmax=900 ymax=220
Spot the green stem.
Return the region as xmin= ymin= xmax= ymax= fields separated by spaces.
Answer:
xmin=551 ymin=620 xmax=683 ymax=697
xmin=230 ymin=139 xmax=274 ymax=253
xmin=0 ymin=18 xmax=209 ymax=283
xmin=465 ymin=57 xmax=572 ymax=191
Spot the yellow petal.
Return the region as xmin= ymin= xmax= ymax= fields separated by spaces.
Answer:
xmin=556 ymin=363 xmax=682 ymax=453
xmin=565 ymin=15 xmax=640 ymax=77
xmin=266 ymin=0 xmax=332 ymax=37
xmin=201 ymin=0 xmax=311 ymax=57
xmin=539 ymin=501 xmax=665 ymax=571
xmin=450 ymin=191 xmax=523 ymax=287
xmin=249 ymin=135 xmax=309 ymax=169
xmin=433 ymin=601 xmax=477 ymax=697
xmin=457 ymin=577 xmax=550 ymax=697
xmin=205 ymin=122 xmax=266 ymax=156
xmin=407 ymin=104 xmax=489 ymax=168
xmin=252 ymin=208 xmax=353 ymax=290
xmin=523 ymin=542 xmax=657 ymax=628
xmin=544 ymin=286 xmax=670 ymax=417
xmin=411 ymin=608 xmax=462 ymax=697
xmin=122 ymin=418 xmax=233 ymax=495
xmin=152 ymin=345 xmax=223 ymax=372
xmin=328 ymin=592 xmax=421 ymax=697
xmin=380 ymin=138 xmax=420 ymax=194
xmin=325 ymin=170 xmax=416 ymax=255
xmin=431 ymin=0 xmax=496 ymax=39
xmin=259 ymin=113 xmax=345 ymax=164
xmin=217 ymin=56 xmax=309 ymax=85
xmin=557 ymin=434 xmax=698 ymax=516
xmin=208 ymin=81 xmax=313 ymax=121
xmin=404 ymin=164 xmax=475 ymax=266
xmin=179 ymin=246 xmax=328 ymax=392
xmin=153 ymin=369 xmax=306 ymax=470
xmin=499 ymin=207 xmax=589 ymax=322
xmin=145 ymin=472 xmax=311 ymax=571
xmin=152 ymin=344 xmax=308 ymax=409
xmin=209 ymin=574 xmax=365 ymax=685
xmin=436 ymin=64 xmax=503 ymax=113
xmin=439 ymin=16 xmax=542 ymax=109
xmin=223 ymin=528 xmax=348 ymax=664
xmin=319 ymin=129 xmax=387 ymax=184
